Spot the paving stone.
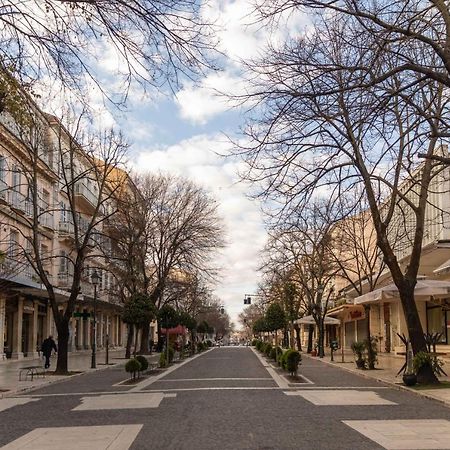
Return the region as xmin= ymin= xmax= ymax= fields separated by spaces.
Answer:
xmin=0 ymin=398 xmax=40 ymax=412
xmin=343 ymin=419 xmax=450 ymax=449
xmin=1 ymin=424 xmax=143 ymax=450
xmin=286 ymin=389 xmax=397 ymax=405
xmin=72 ymin=393 xmax=173 ymax=410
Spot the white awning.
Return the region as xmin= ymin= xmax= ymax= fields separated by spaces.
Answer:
xmin=294 ymin=315 xmax=340 ymax=325
xmin=433 ymin=258 xmax=450 ymax=275
xmin=354 ymin=279 xmax=450 ymax=305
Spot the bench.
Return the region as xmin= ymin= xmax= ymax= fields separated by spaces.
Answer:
xmin=18 ymin=366 xmax=46 ymax=381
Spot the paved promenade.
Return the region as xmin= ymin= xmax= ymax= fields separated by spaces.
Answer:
xmin=0 ymin=347 xmax=450 ymax=449
xmin=0 ymin=349 xmax=140 ymax=395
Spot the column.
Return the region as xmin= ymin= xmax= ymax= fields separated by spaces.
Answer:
xmin=28 ymin=301 xmax=40 ymax=358
xmin=98 ymin=312 xmax=103 ymax=348
xmin=78 ymin=311 xmax=84 ymax=351
xmin=0 ymin=296 xmax=5 ymax=359
xmin=11 ymin=297 xmax=23 ymax=359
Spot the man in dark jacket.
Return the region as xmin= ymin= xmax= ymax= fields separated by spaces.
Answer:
xmin=41 ymin=335 xmax=57 ymax=369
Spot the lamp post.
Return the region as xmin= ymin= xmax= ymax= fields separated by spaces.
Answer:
xmin=316 ymin=284 xmax=325 ymax=358
xmin=90 ymin=270 xmax=100 ymax=369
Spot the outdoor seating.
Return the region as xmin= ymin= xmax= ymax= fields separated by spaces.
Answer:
xmin=18 ymin=366 xmax=46 ymax=381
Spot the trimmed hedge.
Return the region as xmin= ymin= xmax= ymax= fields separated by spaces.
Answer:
xmin=125 ymin=359 xmax=141 ymax=379
xmin=264 ymin=343 xmax=273 ymax=357
xmin=135 ymin=355 xmax=149 ymax=372
xmin=286 ymin=350 xmax=301 ymax=375
xmin=252 ymin=339 xmax=258 ymax=346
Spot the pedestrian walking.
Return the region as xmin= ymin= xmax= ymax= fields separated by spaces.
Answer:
xmin=41 ymin=335 xmax=57 ymax=369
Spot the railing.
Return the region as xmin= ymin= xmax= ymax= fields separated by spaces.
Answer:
xmin=57 ymin=272 xmax=72 ymax=287
xmin=39 ymin=212 xmax=54 ymax=229
xmin=58 ymin=221 xmax=74 ymax=235
xmin=8 ymin=190 xmax=26 ymax=213
xmin=0 ymin=179 xmax=8 ymax=202
xmin=74 ymin=182 xmax=98 ymax=208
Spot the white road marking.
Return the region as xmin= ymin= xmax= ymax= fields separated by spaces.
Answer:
xmin=157 ymin=377 xmax=272 ymax=382
xmin=72 ymin=392 xmax=176 ymax=411
xmin=343 ymin=419 xmax=450 ymax=449
xmin=287 ymin=390 xmax=396 ymax=405
xmin=0 ymin=397 xmax=40 ymax=412
xmin=1 ymin=424 xmax=143 ymax=450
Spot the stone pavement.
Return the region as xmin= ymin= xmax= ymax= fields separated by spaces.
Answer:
xmin=308 ymin=349 xmax=450 ymax=407
xmin=0 ymin=349 xmax=158 ymax=396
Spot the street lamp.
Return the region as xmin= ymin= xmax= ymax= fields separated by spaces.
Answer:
xmin=90 ymin=269 xmax=100 ymax=369
xmin=316 ymin=284 xmax=325 ymax=358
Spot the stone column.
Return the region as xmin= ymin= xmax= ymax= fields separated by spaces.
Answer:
xmin=11 ymin=297 xmax=23 ymax=359
xmin=0 ymin=296 xmax=5 ymax=359
xmin=78 ymin=312 xmax=84 ymax=351
xmin=99 ymin=313 xmax=104 ymax=348
xmin=28 ymin=301 xmax=40 ymax=358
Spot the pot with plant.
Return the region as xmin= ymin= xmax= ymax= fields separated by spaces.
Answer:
xmin=351 ymin=341 xmax=366 ymax=369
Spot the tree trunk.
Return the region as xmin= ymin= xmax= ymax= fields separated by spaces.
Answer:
xmin=318 ymin=319 xmax=325 ymax=358
xmin=133 ymin=327 xmax=139 ymax=358
xmin=364 ymin=305 xmax=375 ymax=370
xmin=139 ymin=321 xmax=150 ymax=354
xmin=125 ymin=323 xmax=133 ymax=359
xmin=307 ymin=324 xmax=314 ymax=353
xmin=399 ymin=287 xmax=438 ymax=384
xmin=55 ymin=318 xmax=70 ymax=374
xmin=294 ymin=324 xmax=302 ymax=351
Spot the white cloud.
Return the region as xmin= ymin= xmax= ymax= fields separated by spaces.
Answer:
xmin=133 ymin=133 xmax=267 ymax=325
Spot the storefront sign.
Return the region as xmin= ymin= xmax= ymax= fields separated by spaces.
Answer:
xmin=350 ymin=310 xmax=363 ymax=319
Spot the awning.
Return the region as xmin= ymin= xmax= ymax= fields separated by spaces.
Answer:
xmin=354 ymin=279 xmax=450 ymax=305
xmin=433 ymin=258 xmax=450 ymax=275
xmin=294 ymin=315 xmax=340 ymax=325
xmin=160 ymin=325 xmax=187 ymax=335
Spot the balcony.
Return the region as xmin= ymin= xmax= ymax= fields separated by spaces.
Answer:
xmin=57 ymin=272 xmax=72 ymax=288
xmin=74 ymin=182 xmax=98 ymax=212
xmin=8 ymin=190 xmax=26 ymax=214
xmin=58 ymin=221 xmax=75 ymax=238
xmin=39 ymin=211 xmax=54 ymax=230
xmin=0 ymin=179 xmax=8 ymax=204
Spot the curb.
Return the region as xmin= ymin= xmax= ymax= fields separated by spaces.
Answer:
xmin=304 ymin=354 xmax=450 ymax=409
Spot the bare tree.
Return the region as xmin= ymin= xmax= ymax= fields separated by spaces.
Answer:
xmin=255 ymin=0 xmax=450 ymax=89
xmin=124 ymin=174 xmax=225 ymax=353
xmin=0 ymin=0 xmax=219 ymax=107
xmin=234 ymin=11 xmax=450 ymax=382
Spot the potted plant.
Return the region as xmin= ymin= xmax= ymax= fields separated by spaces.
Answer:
xmin=310 ymin=341 xmax=318 ymax=357
xmin=351 ymin=341 xmax=366 ymax=369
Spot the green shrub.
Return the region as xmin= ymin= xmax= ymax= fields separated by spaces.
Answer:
xmin=135 ymin=355 xmax=149 ymax=372
xmin=286 ymin=350 xmax=301 ymax=375
xmin=256 ymin=341 xmax=263 ymax=351
xmin=252 ymin=339 xmax=258 ymax=346
xmin=197 ymin=342 xmax=205 ymax=353
xmin=281 ymin=349 xmax=293 ymax=370
xmin=270 ymin=347 xmax=277 ymax=360
xmin=125 ymin=359 xmax=141 ymax=379
xmin=413 ymin=351 xmax=444 ymax=375
xmin=277 ymin=350 xmax=284 ymax=366
xmin=264 ymin=343 xmax=273 ymax=357
xmin=159 ymin=352 xmax=167 ymax=368
xmin=260 ymin=342 xmax=267 ymax=354
xmin=206 ymin=340 xmax=212 ymax=347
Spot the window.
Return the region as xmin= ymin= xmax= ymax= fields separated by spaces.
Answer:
xmin=59 ymin=250 xmax=68 ymax=274
xmin=0 ymin=155 xmax=6 ymax=182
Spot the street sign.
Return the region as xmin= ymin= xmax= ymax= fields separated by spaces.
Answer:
xmin=73 ymin=312 xmax=91 ymax=319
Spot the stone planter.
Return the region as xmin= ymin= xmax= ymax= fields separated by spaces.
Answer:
xmin=402 ymin=373 xmax=417 ymax=386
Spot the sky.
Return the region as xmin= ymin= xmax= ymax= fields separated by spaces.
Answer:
xmin=39 ymin=0 xmax=308 ymax=326
xmin=105 ymin=1 xmax=308 ymax=326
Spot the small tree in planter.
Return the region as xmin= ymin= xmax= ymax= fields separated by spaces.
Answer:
xmin=286 ymin=350 xmax=301 ymax=376
xmin=159 ymin=352 xmax=167 ymax=368
xmin=351 ymin=341 xmax=366 ymax=369
xmin=125 ymin=359 xmax=142 ymax=380
xmin=265 ymin=343 xmax=273 ymax=357
xmin=135 ymin=355 xmax=149 ymax=373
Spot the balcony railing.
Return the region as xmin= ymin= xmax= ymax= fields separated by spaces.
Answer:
xmin=8 ymin=190 xmax=26 ymax=213
xmin=74 ymin=182 xmax=97 ymax=208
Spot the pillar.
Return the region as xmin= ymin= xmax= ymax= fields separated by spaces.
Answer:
xmin=28 ymin=300 xmax=40 ymax=358
xmin=99 ymin=312 xmax=104 ymax=348
xmin=0 ymin=296 xmax=5 ymax=359
xmin=11 ymin=297 xmax=23 ymax=359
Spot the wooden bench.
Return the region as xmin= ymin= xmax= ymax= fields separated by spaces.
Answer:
xmin=18 ymin=366 xmax=46 ymax=381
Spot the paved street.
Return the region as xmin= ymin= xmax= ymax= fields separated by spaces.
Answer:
xmin=1 ymin=347 xmax=450 ymax=449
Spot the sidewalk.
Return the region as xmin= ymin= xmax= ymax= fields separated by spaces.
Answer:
xmin=0 ymin=348 xmax=133 ymax=396
xmin=306 ymin=349 xmax=450 ymax=407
